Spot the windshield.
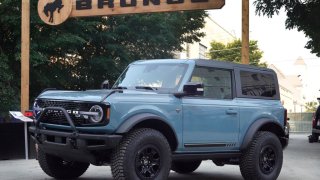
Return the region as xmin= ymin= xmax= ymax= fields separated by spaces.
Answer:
xmin=113 ymin=63 xmax=188 ymax=91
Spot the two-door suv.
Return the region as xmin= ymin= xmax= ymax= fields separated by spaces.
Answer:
xmin=29 ymin=59 xmax=289 ymax=180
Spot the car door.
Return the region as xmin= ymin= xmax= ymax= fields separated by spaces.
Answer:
xmin=182 ymin=66 xmax=239 ymax=152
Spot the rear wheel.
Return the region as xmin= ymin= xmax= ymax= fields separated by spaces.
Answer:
xmin=38 ymin=149 xmax=89 ymax=179
xmin=240 ymin=131 xmax=283 ymax=180
xmin=171 ymin=160 xmax=201 ymax=174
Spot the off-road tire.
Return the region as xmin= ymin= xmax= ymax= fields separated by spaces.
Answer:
xmin=240 ymin=131 xmax=283 ymax=180
xmin=111 ymin=128 xmax=171 ymax=180
xmin=37 ymin=149 xmax=89 ymax=179
xmin=171 ymin=160 xmax=201 ymax=174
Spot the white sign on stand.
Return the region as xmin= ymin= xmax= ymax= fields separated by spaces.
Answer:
xmin=9 ymin=111 xmax=33 ymax=160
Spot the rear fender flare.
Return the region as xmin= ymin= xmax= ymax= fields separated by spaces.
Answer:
xmin=240 ymin=119 xmax=285 ymax=150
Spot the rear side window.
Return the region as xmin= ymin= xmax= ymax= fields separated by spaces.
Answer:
xmin=240 ymin=71 xmax=276 ymax=98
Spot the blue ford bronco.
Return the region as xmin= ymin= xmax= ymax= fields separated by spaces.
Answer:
xmin=29 ymin=59 xmax=289 ymax=180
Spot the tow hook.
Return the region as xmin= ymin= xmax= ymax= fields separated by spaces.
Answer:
xmin=68 ymin=138 xmax=77 ymax=149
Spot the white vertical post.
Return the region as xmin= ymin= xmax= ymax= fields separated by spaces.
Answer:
xmin=24 ymin=122 xmax=29 ymax=160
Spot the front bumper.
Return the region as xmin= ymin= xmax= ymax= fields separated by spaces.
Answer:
xmin=29 ymin=106 xmax=122 ymax=164
xmin=29 ymin=126 xmax=122 ymax=164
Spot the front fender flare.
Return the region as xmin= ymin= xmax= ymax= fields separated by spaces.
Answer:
xmin=116 ymin=113 xmax=172 ymax=134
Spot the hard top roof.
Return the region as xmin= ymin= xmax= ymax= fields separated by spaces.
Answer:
xmin=134 ymin=59 xmax=274 ymax=73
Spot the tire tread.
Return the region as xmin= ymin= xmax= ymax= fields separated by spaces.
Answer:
xmin=111 ymin=128 xmax=171 ymax=180
xmin=240 ymin=131 xmax=283 ymax=180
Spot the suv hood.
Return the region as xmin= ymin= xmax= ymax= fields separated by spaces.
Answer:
xmin=37 ymin=89 xmax=159 ymax=102
xmin=37 ymin=89 xmax=113 ymax=102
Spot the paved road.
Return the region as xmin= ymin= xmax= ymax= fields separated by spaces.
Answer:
xmin=0 ymin=133 xmax=319 ymax=180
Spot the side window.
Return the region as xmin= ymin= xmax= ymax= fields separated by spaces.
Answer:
xmin=240 ymin=71 xmax=276 ymax=97
xmin=191 ymin=66 xmax=232 ymax=99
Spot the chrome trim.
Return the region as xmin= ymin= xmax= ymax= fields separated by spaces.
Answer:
xmin=33 ymin=107 xmax=99 ymax=117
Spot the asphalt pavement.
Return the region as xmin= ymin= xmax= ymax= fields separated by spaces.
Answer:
xmin=0 ymin=133 xmax=319 ymax=180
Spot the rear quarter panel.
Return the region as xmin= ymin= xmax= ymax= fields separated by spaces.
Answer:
xmin=237 ymin=98 xmax=285 ymax=146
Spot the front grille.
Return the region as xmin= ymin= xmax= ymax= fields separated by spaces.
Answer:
xmin=37 ymin=100 xmax=90 ymax=111
xmin=36 ymin=99 xmax=104 ymax=126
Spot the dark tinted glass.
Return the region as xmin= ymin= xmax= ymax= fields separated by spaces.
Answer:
xmin=191 ymin=66 xmax=232 ymax=99
xmin=240 ymin=71 xmax=276 ymax=97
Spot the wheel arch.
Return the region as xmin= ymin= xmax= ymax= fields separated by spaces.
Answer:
xmin=115 ymin=113 xmax=178 ymax=151
xmin=240 ymin=119 xmax=286 ymax=150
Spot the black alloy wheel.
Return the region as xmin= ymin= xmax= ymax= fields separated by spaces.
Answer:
xmin=135 ymin=145 xmax=161 ymax=179
xmin=259 ymin=145 xmax=276 ymax=174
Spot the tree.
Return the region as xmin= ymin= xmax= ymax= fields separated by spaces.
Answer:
xmin=208 ymin=39 xmax=267 ymax=67
xmin=305 ymin=101 xmax=318 ymax=112
xmin=0 ymin=0 xmax=207 ymax=113
xmin=254 ymin=0 xmax=320 ymax=56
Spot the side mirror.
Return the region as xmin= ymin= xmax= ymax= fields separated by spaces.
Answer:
xmin=174 ymin=82 xmax=204 ymax=97
xmin=183 ymin=82 xmax=204 ymax=96
xmin=101 ymin=80 xmax=110 ymax=89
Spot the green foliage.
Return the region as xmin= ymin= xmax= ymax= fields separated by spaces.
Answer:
xmin=254 ymin=0 xmax=320 ymax=56
xmin=305 ymin=101 xmax=318 ymax=112
xmin=0 ymin=0 xmax=207 ymax=112
xmin=0 ymin=54 xmax=19 ymax=113
xmin=208 ymin=39 xmax=267 ymax=67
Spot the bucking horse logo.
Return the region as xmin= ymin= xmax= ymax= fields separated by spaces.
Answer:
xmin=43 ymin=0 xmax=64 ymax=23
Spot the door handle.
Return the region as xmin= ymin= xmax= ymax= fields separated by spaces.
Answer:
xmin=226 ymin=109 xmax=237 ymax=115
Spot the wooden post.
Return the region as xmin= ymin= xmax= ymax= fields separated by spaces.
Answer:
xmin=241 ymin=0 xmax=249 ymax=64
xmin=21 ymin=0 xmax=30 ymax=113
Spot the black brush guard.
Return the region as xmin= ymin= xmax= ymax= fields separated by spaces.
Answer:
xmin=29 ymin=107 xmax=122 ymax=164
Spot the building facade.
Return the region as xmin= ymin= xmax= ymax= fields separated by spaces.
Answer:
xmin=175 ymin=16 xmax=236 ymax=59
xmin=269 ymin=62 xmax=306 ymax=113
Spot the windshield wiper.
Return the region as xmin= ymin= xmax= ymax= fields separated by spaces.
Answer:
xmin=135 ymin=86 xmax=157 ymax=91
xmin=112 ymin=86 xmax=127 ymax=90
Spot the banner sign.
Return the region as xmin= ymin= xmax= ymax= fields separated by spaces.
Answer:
xmin=38 ymin=0 xmax=225 ymax=25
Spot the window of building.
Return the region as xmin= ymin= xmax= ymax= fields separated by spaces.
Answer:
xmin=240 ymin=71 xmax=276 ymax=98
xmin=190 ymin=66 xmax=232 ymax=99
xmin=199 ymin=43 xmax=207 ymax=59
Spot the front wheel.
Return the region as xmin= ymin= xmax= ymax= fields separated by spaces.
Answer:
xmin=38 ymin=149 xmax=89 ymax=179
xmin=240 ymin=131 xmax=283 ymax=180
xmin=111 ymin=128 xmax=172 ymax=180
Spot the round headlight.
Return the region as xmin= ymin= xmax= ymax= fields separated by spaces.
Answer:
xmin=89 ymin=105 xmax=104 ymax=123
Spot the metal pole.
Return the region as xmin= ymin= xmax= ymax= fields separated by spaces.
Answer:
xmin=24 ymin=122 xmax=29 ymax=160
xmin=21 ymin=0 xmax=30 ymax=113
xmin=241 ymin=0 xmax=249 ymax=64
